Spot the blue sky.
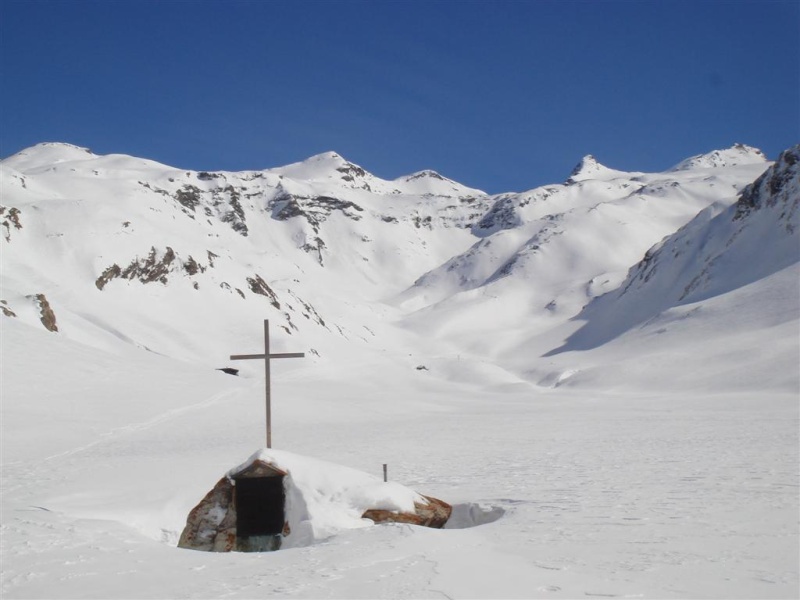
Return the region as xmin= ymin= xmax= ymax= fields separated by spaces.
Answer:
xmin=2 ymin=0 xmax=798 ymax=193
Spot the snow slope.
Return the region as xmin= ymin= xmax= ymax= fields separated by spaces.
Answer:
xmin=534 ymin=145 xmax=800 ymax=392
xmin=1 ymin=141 xmax=798 ymax=599
xmin=589 ymin=145 xmax=798 ymax=325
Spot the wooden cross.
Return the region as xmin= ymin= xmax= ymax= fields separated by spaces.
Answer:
xmin=230 ymin=319 xmax=304 ymax=448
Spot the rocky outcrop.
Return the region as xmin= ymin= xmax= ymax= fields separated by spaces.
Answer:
xmin=735 ymin=145 xmax=799 ymax=229
xmin=95 ymin=265 xmax=122 ymax=290
xmin=214 ymin=185 xmax=248 ymax=236
xmin=287 ymin=291 xmax=326 ymax=328
xmin=178 ymin=476 xmax=238 ymax=552
xmin=27 ymin=293 xmax=57 ymax=332
xmin=404 ymin=170 xmax=448 ymax=182
xmin=362 ymin=495 xmax=451 ymax=528
xmin=95 ymin=247 xmax=215 ymax=289
xmin=246 ymin=274 xmax=281 ymax=308
xmin=474 ymin=194 xmax=522 ymax=234
xmin=301 ymin=236 xmax=326 ymax=265
xmin=125 ymin=246 xmax=175 ymax=284
xmin=140 ymin=179 xmax=249 ymax=236
xmin=1 ymin=299 xmax=17 ymax=318
xmin=474 ymin=187 xmax=558 ymax=235
xmin=1 ymin=205 xmax=22 ymax=242
xmin=412 ymin=214 xmax=433 ymax=229
xmin=174 ymin=185 xmax=202 ymax=212
xmin=336 ymin=162 xmax=372 ymax=190
xmin=269 ymin=190 xmax=364 ymax=233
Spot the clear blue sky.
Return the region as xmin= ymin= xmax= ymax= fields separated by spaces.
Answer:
xmin=2 ymin=0 xmax=798 ymax=193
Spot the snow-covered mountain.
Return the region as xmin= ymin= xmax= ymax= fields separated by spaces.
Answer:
xmin=669 ymin=142 xmax=769 ymax=171
xmin=532 ymin=145 xmax=800 ymax=392
xmin=2 ymin=141 xmax=798 ymax=599
xmin=0 ymin=142 xmax=492 ymax=364
xmin=570 ymin=144 xmax=799 ymax=344
xmin=398 ymin=148 xmax=768 ymax=313
xmin=1 ymin=141 xmax=794 ymax=391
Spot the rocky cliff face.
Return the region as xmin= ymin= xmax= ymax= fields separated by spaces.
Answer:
xmin=734 ymin=145 xmax=799 ymax=228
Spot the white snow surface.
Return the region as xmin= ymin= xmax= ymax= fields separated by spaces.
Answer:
xmin=1 ymin=142 xmax=798 ymax=599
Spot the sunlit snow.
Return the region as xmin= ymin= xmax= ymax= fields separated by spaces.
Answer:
xmin=1 ymin=142 xmax=797 ymax=599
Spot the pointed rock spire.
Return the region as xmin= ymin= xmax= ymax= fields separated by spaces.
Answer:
xmin=566 ymin=155 xmax=604 ymax=184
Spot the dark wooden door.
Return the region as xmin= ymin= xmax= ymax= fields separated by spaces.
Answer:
xmin=235 ymin=476 xmax=285 ymax=537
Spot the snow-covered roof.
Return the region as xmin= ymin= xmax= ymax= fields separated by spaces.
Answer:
xmin=226 ymin=449 xmax=427 ymax=547
xmin=229 ymin=459 xmax=287 ymax=479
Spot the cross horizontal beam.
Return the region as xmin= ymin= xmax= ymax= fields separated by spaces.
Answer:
xmin=230 ymin=352 xmax=305 ymax=360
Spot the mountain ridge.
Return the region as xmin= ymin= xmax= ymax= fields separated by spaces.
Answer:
xmin=547 ymin=144 xmax=799 ymax=357
xmin=2 ymin=141 xmax=795 ymax=394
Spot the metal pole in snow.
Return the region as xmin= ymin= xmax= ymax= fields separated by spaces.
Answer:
xmin=383 ymin=464 xmax=388 ymax=482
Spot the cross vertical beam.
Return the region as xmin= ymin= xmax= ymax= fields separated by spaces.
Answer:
xmin=264 ymin=319 xmax=271 ymax=449
xmin=230 ymin=319 xmax=304 ymax=448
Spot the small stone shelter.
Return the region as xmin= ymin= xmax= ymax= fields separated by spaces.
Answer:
xmin=178 ymin=449 xmax=451 ymax=552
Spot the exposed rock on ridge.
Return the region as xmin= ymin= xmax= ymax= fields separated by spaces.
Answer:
xmin=27 ymin=293 xmax=58 ymax=332
xmin=95 ymin=247 xmax=215 ymax=289
xmin=0 ymin=299 xmax=16 ymax=318
xmin=734 ymin=144 xmax=799 ymax=229
xmin=1 ymin=205 xmax=22 ymax=242
xmin=268 ymin=189 xmax=364 ymax=233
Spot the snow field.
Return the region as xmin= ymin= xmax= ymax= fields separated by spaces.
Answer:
xmin=1 ymin=142 xmax=798 ymax=598
xmin=2 ymin=316 xmax=798 ymax=598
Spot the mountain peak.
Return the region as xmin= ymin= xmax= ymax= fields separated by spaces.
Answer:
xmin=2 ymin=142 xmax=97 ymax=171
xmin=403 ymin=169 xmax=448 ymax=182
xmin=33 ymin=141 xmax=94 ymax=154
xmin=670 ymin=144 xmax=768 ymax=171
xmin=566 ymin=154 xmax=615 ymax=183
xmin=304 ymin=150 xmax=346 ymax=164
xmin=394 ymin=168 xmax=486 ymax=197
xmin=267 ymin=151 xmax=372 ymax=186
